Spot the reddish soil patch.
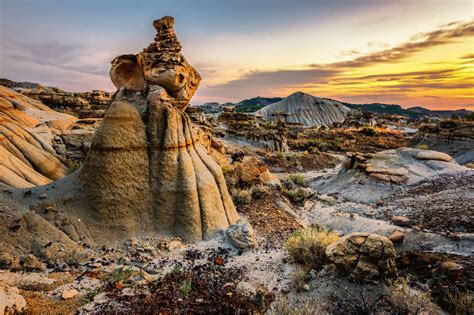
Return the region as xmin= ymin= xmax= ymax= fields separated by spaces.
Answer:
xmin=238 ymin=195 xmax=302 ymax=247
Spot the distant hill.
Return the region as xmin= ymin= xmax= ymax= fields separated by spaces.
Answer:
xmin=408 ymin=106 xmax=472 ymax=118
xmin=341 ymin=103 xmax=423 ymax=119
xmin=256 ymin=92 xmax=349 ymax=127
xmin=234 ymin=96 xmax=283 ymax=112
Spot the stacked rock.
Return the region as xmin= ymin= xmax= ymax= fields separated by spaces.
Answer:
xmin=72 ymin=16 xmax=240 ymax=242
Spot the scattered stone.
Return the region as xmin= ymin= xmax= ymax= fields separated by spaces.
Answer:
xmin=388 ymin=230 xmax=405 ymax=243
xmin=234 ymin=281 xmax=256 ymax=297
xmin=226 ymin=220 xmax=256 ymax=249
xmin=326 ymin=232 xmax=397 ymax=281
xmin=440 ymin=261 xmax=463 ymax=273
xmin=62 ymin=288 xmax=79 ymax=300
xmin=391 ymin=216 xmax=411 ymax=227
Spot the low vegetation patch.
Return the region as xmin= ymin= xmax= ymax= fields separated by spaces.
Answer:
xmin=285 ymin=227 xmax=339 ymax=269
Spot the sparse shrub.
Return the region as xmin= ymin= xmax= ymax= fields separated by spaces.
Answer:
xmin=83 ymin=286 xmax=104 ymax=302
xmin=291 ymin=268 xmax=310 ymax=290
xmin=232 ymin=188 xmax=253 ymax=205
xmin=319 ymin=125 xmax=327 ymax=130
xmin=285 ymin=189 xmax=306 ymax=205
xmin=109 ymin=265 xmax=136 ymax=288
xmin=285 ymin=227 xmax=339 ymax=269
xmin=179 ymin=279 xmax=193 ymax=296
xmin=361 ymin=127 xmax=377 ymax=136
xmin=67 ymin=161 xmax=81 ymax=174
xmin=288 ymin=174 xmax=305 ymax=186
xmin=416 ymin=143 xmax=429 ymax=150
xmin=444 ymin=291 xmax=473 ymax=315
xmin=330 ymin=278 xmax=440 ymax=314
xmin=276 ymin=151 xmax=284 ymax=159
xmin=251 ymin=185 xmax=269 ymax=199
xmin=267 ymin=294 xmax=324 ymax=315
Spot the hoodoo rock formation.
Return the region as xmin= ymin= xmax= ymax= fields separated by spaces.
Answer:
xmin=17 ymin=16 xmax=240 ymax=243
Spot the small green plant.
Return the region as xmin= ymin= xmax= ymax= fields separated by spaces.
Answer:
xmin=82 ymin=286 xmax=104 ymax=302
xmin=285 ymin=227 xmax=339 ymax=269
xmin=285 ymin=189 xmax=306 ymax=205
xmin=275 ymin=151 xmax=284 ymax=159
xmin=179 ymin=279 xmax=193 ymax=296
xmin=110 ymin=265 xmax=134 ymax=285
xmin=232 ymin=188 xmax=253 ymax=205
xmin=288 ymin=174 xmax=305 ymax=186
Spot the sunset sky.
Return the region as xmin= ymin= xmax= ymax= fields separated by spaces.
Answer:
xmin=0 ymin=0 xmax=473 ymax=109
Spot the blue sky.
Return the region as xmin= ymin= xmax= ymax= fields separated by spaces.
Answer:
xmin=0 ymin=0 xmax=472 ymax=109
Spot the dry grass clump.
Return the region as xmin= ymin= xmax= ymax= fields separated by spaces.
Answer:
xmin=267 ymin=295 xmax=325 ymax=315
xmin=231 ymin=188 xmax=253 ymax=205
xmin=285 ymin=227 xmax=339 ymax=269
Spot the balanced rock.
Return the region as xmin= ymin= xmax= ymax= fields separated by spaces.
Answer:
xmin=326 ymin=233 xmax=397 ymax=281
xmin=34 ymin=16 xmax=240 ymax=243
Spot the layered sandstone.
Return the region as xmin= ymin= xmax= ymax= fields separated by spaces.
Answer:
xmin=22 ymin=16 xmax=240 ymax=243
xmin=0 ymin=86 xmax=74 ymax=188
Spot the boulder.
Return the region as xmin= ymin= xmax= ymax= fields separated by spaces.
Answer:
xmin=416 ymin=150 xmax=453 ymax=162
xmin=226 ymin=220 xmax=256 ymax=249
xmin=391 ymin=216 xmax=411 ymax=227
xmin=326 ymin=233 xmax=397 ymax=281
xmin=388 ymin=230 xmax=405 ymax=243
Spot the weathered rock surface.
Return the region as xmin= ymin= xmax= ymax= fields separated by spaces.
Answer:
xmin=326 ymin=232 xmax=397 ymax=281
xmin=0 ymin=85 xmax=74 ymax=187
xmin=10 ymin=16 xmax=241 ymax=243
xmin=316 ymin=147 xmax=471 ymax=203
xmin=256 ymin=92 xmax=350 ymax=127
xmin=226 ymin=220 xmax=256 ymax=249
xmin=1 ymin=78 xmax=112 ymax=119
xmin=0 ymin=285 xmax=26 ymax=315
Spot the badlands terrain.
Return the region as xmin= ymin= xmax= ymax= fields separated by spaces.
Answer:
xmin=1 ymin=16 xmax=473 ymax=315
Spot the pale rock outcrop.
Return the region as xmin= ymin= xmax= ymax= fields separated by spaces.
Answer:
xmin=326 ymin=232 xmax=397 ymax=281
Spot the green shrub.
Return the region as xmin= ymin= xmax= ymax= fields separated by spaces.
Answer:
xmin=285 ymin=189 xmax=306 ymax=205
xmin=285 ymin=227 xmax=339 ymax=269
xmin=288 ymin=174 xmax=305 ymax=186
